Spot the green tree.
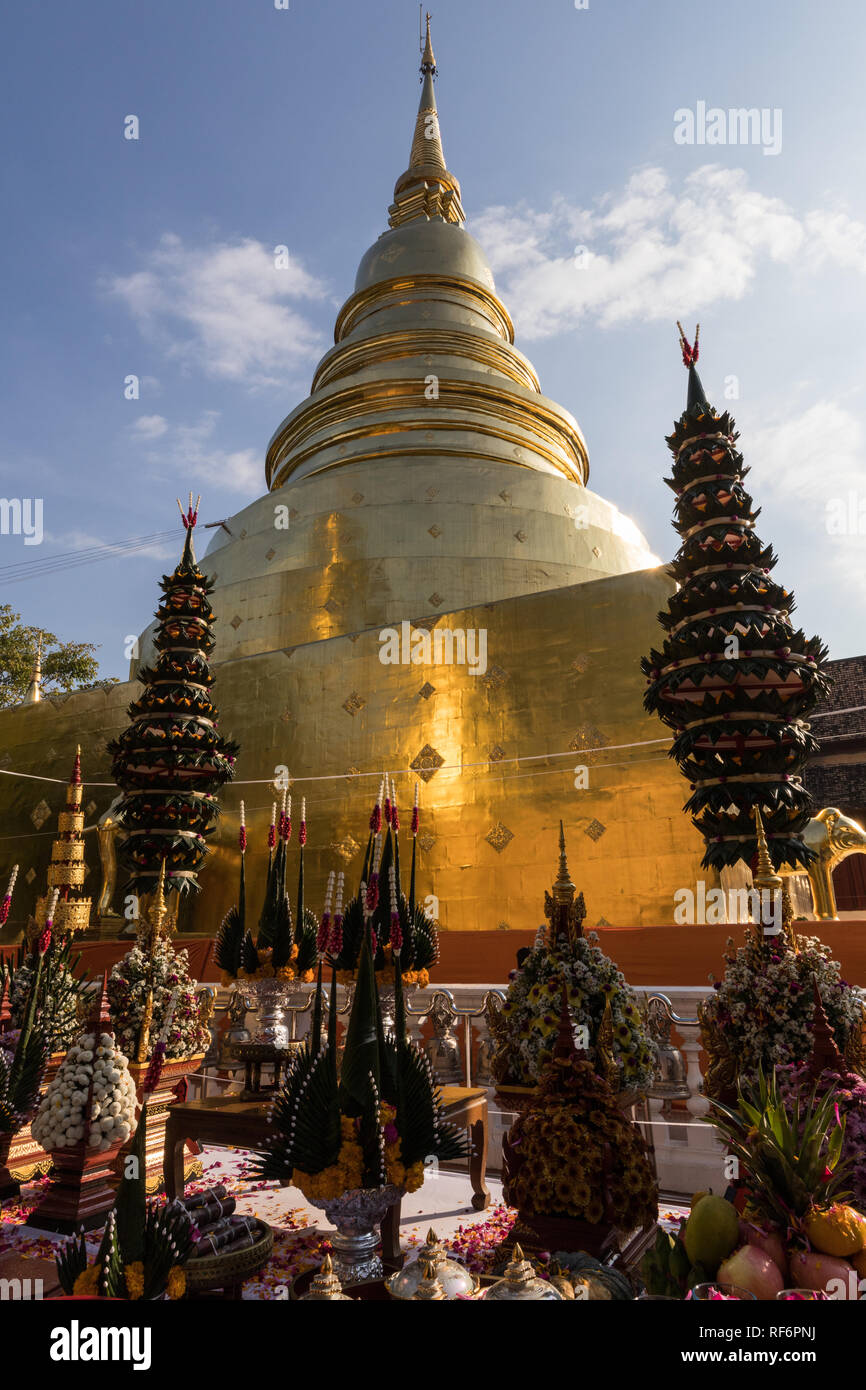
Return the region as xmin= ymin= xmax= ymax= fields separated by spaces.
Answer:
xmin=0 ymin=606 xmax=107 ymax=709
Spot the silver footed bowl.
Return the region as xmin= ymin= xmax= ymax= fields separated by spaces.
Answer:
xmin=308 ymin=1183 xmax=404 ymax=1286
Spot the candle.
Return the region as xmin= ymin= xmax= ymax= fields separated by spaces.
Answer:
xmin=390 ymin=863 xmax=402 ymax=953
xmin=0 ymin=864 xmax=17 ymax=927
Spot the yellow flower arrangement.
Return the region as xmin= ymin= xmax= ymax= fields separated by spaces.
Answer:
xmin=293 ymin=1102 xmax=428 ymax=1201
xmin=124 ymin=1261 xmax=145 ymax=1300
xmin=166 ymin=1266 xmax=186 ymax=1300
xmin=72 ymin=1265 xmax=100 ymax=1297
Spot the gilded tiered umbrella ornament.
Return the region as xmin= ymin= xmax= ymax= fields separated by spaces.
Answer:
xmin=33 ymin=747 xmax=92 ymax=937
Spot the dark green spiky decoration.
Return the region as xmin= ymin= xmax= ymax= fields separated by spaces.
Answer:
xmin=108 ymin=496 xmax=238 ymax=898
xmin=0 ymin=903 xmax=49 ymax=1147
xmin=327 ymin=781 xmax=438 ymax=981
xmin=251 ymin=920 xmax=467 ymax=1192
xmin=214 ymin=799 xmax=318 ymax=981
xmin=56 ymin=1095 xmax=194 ymax=1299
xmin=641 ymin=327 xmax=830 ymax=872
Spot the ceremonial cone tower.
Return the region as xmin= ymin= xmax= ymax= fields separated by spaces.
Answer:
xmin=641 ymin=328 xmax=830 ymax=872
xmin=108 ymin=497 xmax=238 ymax=903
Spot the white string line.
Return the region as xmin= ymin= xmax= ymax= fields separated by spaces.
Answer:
xmin=1 ymin=717 xmax=861 ymax=795
xmin=0 ymin=706 xmax=861 ymax=788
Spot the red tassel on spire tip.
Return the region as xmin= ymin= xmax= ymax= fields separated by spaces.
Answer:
xmin=177 ymin=491 xmax=201 ymax=531
xmin=676 ymin=320 xmax=700 ymax=368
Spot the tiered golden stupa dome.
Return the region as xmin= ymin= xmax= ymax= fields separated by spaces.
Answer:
xmin=164 ymin=19 xmax=658 ymax=670
xmin=33 ymin=747 xmax=92 ymax=936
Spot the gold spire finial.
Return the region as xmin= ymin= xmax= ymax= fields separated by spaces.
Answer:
xmin=751 ymin=805 xmax=782 ymax=946
xmin=139 ymin=857 xmax=170 ymax=948
xmin=151 ymin=858 xmax=168 ymax=934
xmin=412 ymin=1257 xmax=447 ymax=1299
xmin=301 ymin=1252 xmax=352 ymax=1300
xmin=421 ymin=12 xmax=436 ymax=74
xmin=22 ymin=633 xmax=43 ymax=706
xmin=752 ymin=806 xmax=782 ymax=892
xmin=389 ymin=16 xmax=464 ymax=229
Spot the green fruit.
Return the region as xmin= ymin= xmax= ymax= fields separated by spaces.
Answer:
xmin=683 ymin=1194 xmax=740 ymax=1272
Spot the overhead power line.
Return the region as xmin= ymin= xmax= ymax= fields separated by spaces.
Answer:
xmin=0 ymin=530 xmax=179 ymax=585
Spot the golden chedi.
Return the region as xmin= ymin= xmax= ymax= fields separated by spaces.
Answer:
xmin=0 ymin=21 xmax=705 ymax=935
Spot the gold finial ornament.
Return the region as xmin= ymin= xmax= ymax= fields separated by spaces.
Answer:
xmin=553 ymin=819 xmax=575 ymax=903
xmin=543 ymin=824 xmax=585 ymax=948
xmin=485 ymin=1243 xmax=565 ymax=1301
xmin=421 ymin=11 xmax=436 ymax=72
xmin=386 ymin=1226 xmax=480 ymax=1299
xmin=411 ymin=1258 xmax=448 ymax=1300
xmin=301 ymin=1253 xmax=352 ymax=1301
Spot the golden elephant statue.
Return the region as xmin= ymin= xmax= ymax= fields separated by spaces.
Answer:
xmin=784 ymin=807 xmax=866 ymax=920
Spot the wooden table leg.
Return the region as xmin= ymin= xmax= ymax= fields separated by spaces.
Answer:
xmin=468 ymin=1115 xmax=490 ymax=1211
xmin=380 ymin=1197 xmax=404 ymax=1269
xmin=163 ymin=1119 xmax=187 ymax=1201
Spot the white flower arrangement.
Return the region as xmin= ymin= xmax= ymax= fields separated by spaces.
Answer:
xmin=108 ymin=940 xmax=210 ymax=1061
xmin=700 ymin=933 xmax=863 ymax=1076
xmin=10 ymin=958 xmax=80 ymax=1050
xmin=31 ymin=1031 xmax=137 ymax=1153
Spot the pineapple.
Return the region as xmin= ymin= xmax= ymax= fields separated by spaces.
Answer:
xmin=708 ymin=1069 xmax=852 ymax=1237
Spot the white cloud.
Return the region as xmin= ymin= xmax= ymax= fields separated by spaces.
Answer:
xmin=129 ymin=410 xmax=262 ymax=498
xmin=106 ymin=234 xmax=330 ymax=387
xmin=131 ymin=414 xmax=168 ymax=439
xmin=746 ymin=397 xmax=866 ymax=606
xmin=474 ymin=165 xmax=865 ymax=338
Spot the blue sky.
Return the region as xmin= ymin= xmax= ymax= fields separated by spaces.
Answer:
xmin=2 ymin=0 xmax=865 ymax=679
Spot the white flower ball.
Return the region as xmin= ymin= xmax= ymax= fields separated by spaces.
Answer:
xmin=87 ymin=1132 xmax=101 ymax=1148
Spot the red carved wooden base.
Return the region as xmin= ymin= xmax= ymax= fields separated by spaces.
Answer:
xmin=28 ymin=1140 xmax=125 ymax=1233
xmin=3 ymin=1053 xmax=65 ymax=1195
